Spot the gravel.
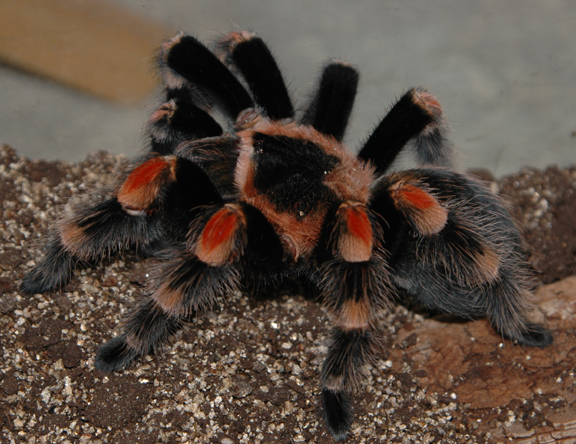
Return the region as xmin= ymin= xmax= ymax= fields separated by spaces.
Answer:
xmin=1 ymin=144 xmax=575 ymax=443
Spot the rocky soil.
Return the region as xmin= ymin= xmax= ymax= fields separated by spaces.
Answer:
xmin=1 ymin=144 xmax=575 ymax=443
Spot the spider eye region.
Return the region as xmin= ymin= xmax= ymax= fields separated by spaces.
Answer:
xmin=250 ymin=132 xmax=338 ymax=214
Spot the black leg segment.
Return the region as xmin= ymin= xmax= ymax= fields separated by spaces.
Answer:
xmin=358 ymin=88 xmax=434 ymax=173
xmin=148 ymin=98 xmax=223 ymax=155
xmin=322 ymin=388 xmax=352 ymax=441
xmin=164 ymin=34 xmax=254 ymax=119
xmin=95 ymin=298 xmax=182 ymax=372
xmin=218 ymin=32 xmax=294 ymax=120
xmin=358 ymin=87 xmax=452 ymax=173
xmin=301 ymin=61 xmax=359 ymax=141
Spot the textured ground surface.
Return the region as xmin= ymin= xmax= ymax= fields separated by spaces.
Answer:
xmin=1 ymin=144 xmax=576 ymax=443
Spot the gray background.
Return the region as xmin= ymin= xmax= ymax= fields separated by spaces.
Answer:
xmin=1 ymin=0 xmax=574 ymax=176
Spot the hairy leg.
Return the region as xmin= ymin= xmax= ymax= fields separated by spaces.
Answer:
xmin=216 ymin=31 xmax=294 ymax=121
xmin=315 ymin=201 xmax=393 ymax=439
xmin=358 ymin=87 xmax=452 ymax=174
xmin=301 ymin=61 xmax=359 ymax=141
xmin=96 ymin=202 xmax=285 ymax=371
xmin=21 ymin=156 xmax=222 ymax=294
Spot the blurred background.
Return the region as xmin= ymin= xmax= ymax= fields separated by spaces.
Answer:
xmin=0 ymin=0 xmax=574 ymax=176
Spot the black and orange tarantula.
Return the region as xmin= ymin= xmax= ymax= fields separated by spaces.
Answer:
xmin=21 ymin=31 xmax=552 ymax=439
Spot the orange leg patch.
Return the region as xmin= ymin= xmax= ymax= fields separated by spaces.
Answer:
xmin=336 ymin=203 xmax=373 ymax=263
xmin=117 ymin=156 xmax=176 ymax=214
xmin=336 ymin=298 xmax=372 ymax=331
xmin=470 ymin=246 xmax=501 ymax=284
xmin=59 ymin=219 xmax=88 ymax=259
xmin=149 ymin=100 xmax=176 ymax=124
xmin=153 ymin=282 xmax=186 ymax=316
xmin=195 ymin=205 xmax=246 ymax=266
xmin=412 ymin=89 xmax=443 ymax=120
xmin=390 ymin=182 xmax=448 ymax=235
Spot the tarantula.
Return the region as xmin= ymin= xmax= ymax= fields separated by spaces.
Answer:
xmin=21 ymin=31 xmax=552 ymax=439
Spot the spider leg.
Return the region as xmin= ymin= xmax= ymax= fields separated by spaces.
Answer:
xmin=301 ymin=61 xmax=359 ymax=141
xmin=358 ymin=87 xmax=452 ymax=174
xmin=369 ymin=168 xmax=552 ymax=347
xmin=151 ymin=31 xmax=256 ymax=155
xmin=159 ymin=33 xmax=254 ymax=123
xmin=20 ymin=189 xmax=164 ymax=295
xmin=175 ymin=136 xmax=239 ymax=199
xmin=20 ymin=156 xmax=222 ymax=294
xmin=315 ymin=202 xmax=393 ymax=439
xmin=95 ymin=202 xmax=284 ymax=371
xmin=216 ymin=31 xmax=294 ymax=121
xmin=147 ymin=97 xmax=223 ymax=155
xmin=95 ymin=244 xmax=239 ymax=371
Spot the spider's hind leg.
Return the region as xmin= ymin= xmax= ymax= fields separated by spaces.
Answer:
xmin=369 ymin=169 xmax=552 ymax=349
xmin=358 ymin=87 xmax=452 ymax=174
xmin=483 ymin=261 xmax=552 ymax=348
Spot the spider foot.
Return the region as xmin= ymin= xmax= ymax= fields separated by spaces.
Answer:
xmin=512 ymin=324 xmax=553 ymax=348
xmin=20 ymin=265 xmax=71 ymax=295
xmin=94 ymin=335 xmax=141 ymax=372
xmin=20 ymin=236 xmax=76 ymax=295
xmin=322 ymin=389 xmax=352 ymax=440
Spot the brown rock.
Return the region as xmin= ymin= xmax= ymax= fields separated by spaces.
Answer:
xmin=393 ymin=276 xmax=576 ymax=439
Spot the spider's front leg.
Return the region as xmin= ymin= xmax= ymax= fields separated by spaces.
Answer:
xmin=358 ymin=87 xmax=452 ymax=173
xmin=20 ymin=156 xmax=221 ymax=295
xmin=301 ymin=60 xmax=359 ymax=141
xmin=95 ymin=202 xmax=284 ymax=371
xmin=147 ymin=97 xmax=224 ymax=155
xmin=216 ymin=31 xmax=294 ymax=121
xmin=315 ymin=202 xmax=393 ymax=440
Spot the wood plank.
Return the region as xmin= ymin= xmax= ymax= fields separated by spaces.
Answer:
xmin=0 ymin=0 xmax=174 ymax=105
